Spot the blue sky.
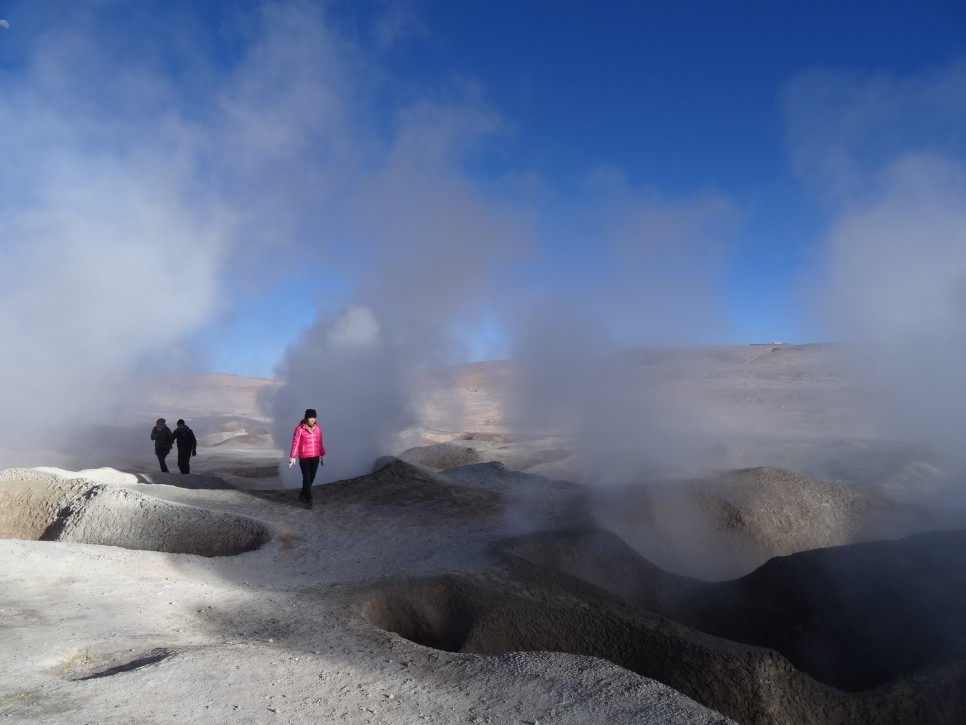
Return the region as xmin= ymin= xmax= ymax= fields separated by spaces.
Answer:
xmin=2 ymin=0 xmax=966 ymax=382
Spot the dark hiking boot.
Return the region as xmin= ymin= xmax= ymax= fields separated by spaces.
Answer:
xmin=306 ymin=497 xmax=313 ymax=510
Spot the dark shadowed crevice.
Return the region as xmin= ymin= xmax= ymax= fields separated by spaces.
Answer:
xmin=73 ymin=649 xmax=174 ymax=681
xmin=38 ymin=504 xmax=74 ymax=542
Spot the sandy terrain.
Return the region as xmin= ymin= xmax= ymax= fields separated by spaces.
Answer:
xmin=2 ymin=344 xmax=965 ymax=724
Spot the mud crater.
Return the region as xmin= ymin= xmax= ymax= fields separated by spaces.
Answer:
xmin=0 ymin=470 xmax=270 ymax=557
xmin=358 ymin=528 xmax=966 ymax=725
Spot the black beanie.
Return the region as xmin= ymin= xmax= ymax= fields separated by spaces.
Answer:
xmin=177 ymin=419 xmax=185 ymax=426
xmin=156 ymin=418 xmax=165 ymax=425
xmin=304 ymin=408 xmax=317 ymax=419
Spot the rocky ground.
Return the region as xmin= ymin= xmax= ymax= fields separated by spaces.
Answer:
xmin=2 ymin=345 xmax=965 ymax=724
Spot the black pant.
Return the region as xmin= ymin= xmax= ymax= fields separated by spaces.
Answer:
xmin=156 ymin=449 xmax=170 ymax=473
xmin=298 ymin=456 xmax=320 ymax=497
xmin=177 ymin=449 xmax=192 ymax=474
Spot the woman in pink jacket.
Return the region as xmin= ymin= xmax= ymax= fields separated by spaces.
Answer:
xmin=288 ymin=408 xmax=326 ymax=509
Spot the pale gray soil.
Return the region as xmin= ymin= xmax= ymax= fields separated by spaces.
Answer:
xmin=0 ymin=464 xmax=730 ymax=725
xmin=2 ymin=345 xmax=965 ymax=724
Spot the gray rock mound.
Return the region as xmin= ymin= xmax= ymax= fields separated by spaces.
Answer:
xmin=592 ymin=466 xmax=966 ymax=578
xmin=0 ymin=469 xmax=270 ymax=556
xmin=258 ymin=457 xmax=505 ymax=519
xmin=399 ymin=438 xmax=577 ymax=478
xmin=503 ymin=527 xmax=966 ymax=691
xmin=399 ymin=442 xmax=483 ymax=470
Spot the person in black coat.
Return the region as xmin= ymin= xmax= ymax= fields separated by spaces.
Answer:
xmin=172 ymin=419 xmax=197 ymax=474
xmin=151 ymin=418 xmax=174 ymax=472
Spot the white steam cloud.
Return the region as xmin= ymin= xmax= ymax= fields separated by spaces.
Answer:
xmin=265 ymin=306 xmax=414 ymax=485
xmin=791 ymin=62 xmax=966 ymax=475
xmin=263 ymin=99 xmax=534 ymax=483
xmin=505 ymin=190 xmax=735 ymax=484
xmin=819 ymin=156 xmax=966 ymax=455
xmin=1 ymin=0 xmax=739 ymax=482
xmin=0 ymin=2 xmax=355 ymax=461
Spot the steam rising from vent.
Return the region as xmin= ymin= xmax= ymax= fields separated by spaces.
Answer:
xmin=262 ymin=306 xmax=416 ymax=485
xmin=817 ymin=156 xmax=966 ymax=467
xmin=788 ymin=61 xmax=966 ymax=476
xmin=2 ymin=0 xmax=965 ymax=497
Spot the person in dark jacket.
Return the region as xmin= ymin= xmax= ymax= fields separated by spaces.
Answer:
xmin=172 ymin=419 xmax=198 ymax=474
xmin=151 ymin=418 xmax=174 ymax=472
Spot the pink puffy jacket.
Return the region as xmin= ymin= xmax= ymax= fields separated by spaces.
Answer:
xmin=290 ymin=422 xmax=325 ymax=459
